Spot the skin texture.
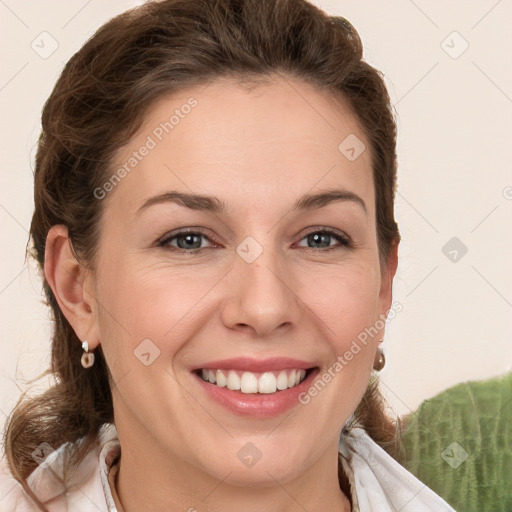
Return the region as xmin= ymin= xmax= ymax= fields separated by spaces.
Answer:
xmin=45 ymin=75 xmax=398 ymax=512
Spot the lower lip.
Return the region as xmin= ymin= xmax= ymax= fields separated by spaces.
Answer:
xmin=192 ymin=368 xmax=320 ymax=417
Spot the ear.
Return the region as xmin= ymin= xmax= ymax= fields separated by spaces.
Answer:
xmin=378 ymin=237 xmax=399 ymax=316
xmin=44 ymin=225 xmax=100 ymax=349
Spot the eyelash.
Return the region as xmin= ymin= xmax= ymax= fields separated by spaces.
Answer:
xmin=157 ymin=228 xmax=352 ymax=254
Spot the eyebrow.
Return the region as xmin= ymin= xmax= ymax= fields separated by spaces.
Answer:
xmin=137 ymin=187 xmax=367 ymax=216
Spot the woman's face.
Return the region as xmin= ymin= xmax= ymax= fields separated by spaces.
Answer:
xmin=86 ymin=75 xmax=397 ymax=485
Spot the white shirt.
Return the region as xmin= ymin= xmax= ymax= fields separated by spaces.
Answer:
xmin=0 ymin=423 xmax=456 ymax=511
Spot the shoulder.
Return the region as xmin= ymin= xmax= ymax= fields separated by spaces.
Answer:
xmin=0 ymin=423 xmax=119 ymax=512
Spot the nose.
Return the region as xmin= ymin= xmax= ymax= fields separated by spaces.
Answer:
xmin=221 ymin=242 xmax=302 ymax=338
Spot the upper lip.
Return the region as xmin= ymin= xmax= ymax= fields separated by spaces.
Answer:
xmin=191 ymin=357 xmax=317 ymax=373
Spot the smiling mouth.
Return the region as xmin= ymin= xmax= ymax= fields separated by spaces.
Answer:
xmin=193 ymin=368 xmax=316 ymax=394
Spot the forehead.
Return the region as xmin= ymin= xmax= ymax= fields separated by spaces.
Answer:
xmin=105 ymin=75 xmax=375 ymax=217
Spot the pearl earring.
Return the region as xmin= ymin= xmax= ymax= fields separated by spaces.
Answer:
xmin=81 ymin=340 xmax=95 ymax=369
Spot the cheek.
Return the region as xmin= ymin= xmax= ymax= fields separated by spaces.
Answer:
xmin=305 ymin=263 xmax=382 ymax=341
xmin=302 ymin=264 xmax=381 ymax=397
xmin=94 ymin=263 xmax=216 ymax=364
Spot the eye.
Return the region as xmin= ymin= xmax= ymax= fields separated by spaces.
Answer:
xmin=158 ymin=229 xmax=216 ymax=252
xmin=296 ymin=229 xmax=351 ymax=250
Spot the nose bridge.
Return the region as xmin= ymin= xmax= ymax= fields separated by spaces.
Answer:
xmin=222 ymin=234 xmax=300 ymax=335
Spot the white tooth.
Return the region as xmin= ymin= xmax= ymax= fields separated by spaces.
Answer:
xmin=241 ymin=372 xmax=258 ymax=393
xmin=216 ymin=370 xmax=227 ymax=387
xmin=202 ymin=369 xmax=209 ymax=381
xmin=227 ymin=370 xmax=241 ymax=390
xmin=214 ymin=368 xmax=305 ymax=393
xmin=288 ymin=370 xmax=296 ymax=388
xmin=258 ymin=372 xmax=277 ymax=393
xmin=276 ymin=370 xmax=289 ymax=390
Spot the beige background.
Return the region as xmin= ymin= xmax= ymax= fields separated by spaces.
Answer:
xmin=1 ymin=0 xmax=511 ymax=434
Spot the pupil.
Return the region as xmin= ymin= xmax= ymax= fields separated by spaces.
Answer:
xmin=179 ymin=234 xmax=200 ymax=249
xmin=310 ymin=233 xmax=329 ymax=248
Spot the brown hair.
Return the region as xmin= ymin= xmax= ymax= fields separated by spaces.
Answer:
xmin=2 ymin=0 xmax=401 ymax=508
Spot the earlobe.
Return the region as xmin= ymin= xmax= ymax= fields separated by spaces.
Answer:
xmin=44 ymin=225 xmax=99 ymax=349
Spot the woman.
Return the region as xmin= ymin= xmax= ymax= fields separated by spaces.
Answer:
xmin=1 ymin=0 xmax=456 ymax=510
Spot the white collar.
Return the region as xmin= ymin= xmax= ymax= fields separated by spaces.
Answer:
xmin=339 ymin=427 xmax=456 ymax=511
